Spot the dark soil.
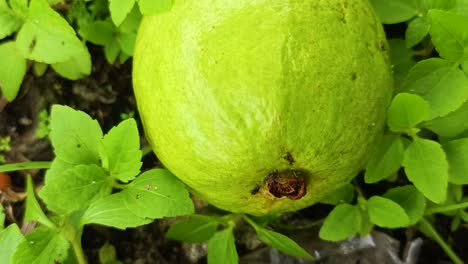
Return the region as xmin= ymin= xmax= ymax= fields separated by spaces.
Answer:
xmin=1 ymin=34 xmax=467 ymax=264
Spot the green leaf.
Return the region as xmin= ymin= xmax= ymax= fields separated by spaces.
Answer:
xmin=24 ymin=176 xmax=55 ymax=228
xmin=12 ymin=228 xmax=69 ymax=264
xmin=383 ymin=186 xmax=426 ymax=225
xmin=79 ymin=20 xmax=115 ymax=46
xmin=405 ymin=17 xmax=429 ymax=48
xmin=0 ymin=6 xmax=23 ymax=39
xmin=138 ymin=0 xmax=173 ymax=15
xmin=119 ymin=32 xmax=136 ymax=55
xmin=428 ymin=10 xmax=468 ymax=61
xmin=421 ymin=0 xmax=456 ymax=10
xmin=166 ymin=217 xmax=218 ymax=243
xmin=10 ymin=0 xmax=28 ymax=16
xmin=365 ymin=135 xmax=405 ymax=183
xmin=0 ymin=204 xmax=4 ymax=229
xmin=370 ymin=0 xmax=419 ymax=24
xmin=119 ymin=5 xmax=141 ymax=33
xmin=422 ymin=100 xmax=468 ymax=138
xmin=402 ymin=138 xmax=448 ymax=203
xmin=51 ymin=45 xmax=92 ymax=80
xmin=387 ymin=93 xmax=430 ymax=132
xmin=454 ymin=0 xmax=468 ymax=16
xmin=39 ymin=164 xmax=112 ymax=214
xmin=0 ymin=224 xmax=23 ymax=263
xmin=207 ymin=228 xmax=238 ymax=264
xmin=109 ymin=0 xmax=135 ymax=26
xmin=319 ymin=204 xmax=361 ymax=241
xmin=100 ymin=118 xmax=141 ymax=182
xmin=44 ymin=157 xmax=74 ymax=184
xmin=16 ymin=0 xmax=84 ymax=63
xmin=0 ymin=41 xmax=26 ymax=101
xmin=123 ymin=169 xmax=194 ymax=219
xmin=49 ymin=105 xmax=103 ymax=165
xmin=388 ymin=39 xmax=416 ymax=87
xmin=368 ymin=196 xmax=410 ymax=228
xmin=81 ymin=192 xmax=151 ymax=229
xmin=104 ymin=40 xmax=120 ymax=64
xmin=98 ymin=242 xmax=117 ymax=264
xmin=403 ymin=58 xmax=468 ymax=119
xmin=443 ymin=138 xmax=468 ymax=184
xmin=320 ymin=183 xmax=355 ymax=205
xmin=256 ymin=227 xmax=313 ymax=259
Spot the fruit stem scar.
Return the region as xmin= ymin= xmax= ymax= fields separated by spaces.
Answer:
xmin=266 ymin=169 xmax=306 ymax=200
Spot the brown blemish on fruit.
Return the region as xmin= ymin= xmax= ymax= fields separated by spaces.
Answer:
xmin=284 ymin=152 xmax=295 ymax=165
xmin=266 ymin=170 xmax=306 ymax=200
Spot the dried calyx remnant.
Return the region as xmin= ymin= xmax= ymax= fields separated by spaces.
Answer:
xmin=266 ymin=169 xmax=306 ymax=200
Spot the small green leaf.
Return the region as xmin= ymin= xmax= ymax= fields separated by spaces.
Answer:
xmin=12 ymin=228 xmax=69 ymax=264
xmin=0 ymin=41 xmax=26 ymax=101
xmin=256 ymin=227 xmax=313 ymax=259
xmin=39 ymin=164 xmax=112 ymax=214
xmin=365 ymin=135 xmax=405 ymax=183
xmin=383 ymin=186 xmax=426 ymax=225
xmin=24 ymin=176 xmax=55 ymax=228
xmin=387 ymin=93 xmax=430 ymax=132
xmin=320 ymin=183 xmax=355 ymax=205
xmin=166 ymin=218 xmax=218 ymax=243
xmin=51 ymin=45 xmax=92 ymax=80
xmin=49 ymin=105 xmax=103 ymax=166
xmin=0 ymin=6 xmax=23 ymax=39
xmin=443 ymin=138 xmax=468 ymax=184
xmin=403 ymin=58 xmax=468 ymax=119
xmin=109 ymin=0 xmax=136 ymax=26
xmin=99 ymin=242 xmax=117 ymax=264
xmin=81 ymin=193 xmax=151 ymax=229
xmin=100 ymin=118 xmax=141 ymax=183
xmin=104 ymin=40 xmax=120 ymax=64
xmin=422 ymin=100 xmax=468 ymax=138
xmin=207 ymin=228 xmax=238 ymax=264
xmin=9 ymin=0 xmax=28 ymax=16
xmin=123 ymin=169 xmax=194 ymax=219
xmin=405 ymin=17 xmax=429 ymax=48
xmin=368 ymin=196 xmax=410 ymax=228
xmin=370 ymin=0 xmax=419 ymax=24
xmin=403 ymin=138 xmax=448 ymax=203
xmin=428 ymin=10 xmax=468 ymax=61
xmin=44 ymin=158 xmax=74 ymax=184
xmin=0 ymin=224 xmax=23 ymax=263
xmin=79 ymin=20 xmax=115 ymax=46
xmin=119 ymin=5 xmax=141 ymax=33
xmin=319 ymin=204 xmax=361 ymax=241
xmin=16 ymin=0 xmax=84 ymax=63
xmin=138 ymin=0 xmax=173 ymax=15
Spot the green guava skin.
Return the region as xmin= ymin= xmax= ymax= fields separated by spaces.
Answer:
xmin=133 ymin=0 xmax=393 ymax=216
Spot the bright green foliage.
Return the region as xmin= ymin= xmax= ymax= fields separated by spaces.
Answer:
xmin=0 ymin=204 xmax=4 ymax=229
xmin=24 ymin=176 xmax=55 ymax=228
xmin=403 ymin=138 xmax=448 ymax=203
xmin=12 ymin=228 xmax=69 ymax=264
xmin=383 ymin=186 xmax=426 ymax=225
xmin=423 ymin=101 xmax=468 ymax=138
xmin=319 ymin=204 xmax=361 ymax=241
xmin=365 ymin=135 xmax=405 ymax=183
xmin=207 ymin=228 xmax=238 ymax=264
xmin=0 ymin=1 xmax=24 ymax=39
xmin=100 ymin=118 xmax=142 ymax=182
xmin=0 ymin=41 xmax=26 ymax=101
xmin=368 ymin=196 xmax=409 ymax=228
xmin=120 ymin=169 xmax=194 ymax=219
xmin=370 ymin=0 xmax=419 ymax=24
xmin=138 ymin=0 xmax=173 ymax=14
xmin=109 ymin=0 xmax=135 ymax=26
xmin=39 ymin=164 xmax=112 ymax=214
xmin=403 ymin=58 xmax=468 ymax=119
xmin=443 ymin=138 xmax=468 ymax=184
xmin=255 ymin=227 xmax=313 ymax=259
xmin=405 ymin=17 xmax=430 ymax=48
xmin=81 ymin=192 xmax=152 ymax=229
xmin=0 ymin=224 xmax=23 ymax=263
xmin=387 ymin=93 xmax=430 ymax=132
xmin=166 ymin=217 xmax=219 ymax=243
xmin=428 ymin=10 xmax=468 ymax=61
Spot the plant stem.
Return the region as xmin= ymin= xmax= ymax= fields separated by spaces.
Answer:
xmin=0 ymin=161 xmax=52 ymax=173
xmin=425 ymin=202 xmax=468 ymax=215
xmin=419 ymin=218 xmax=464 ymax=264
xmin=70 ymin=235 xmax=87 ymax=264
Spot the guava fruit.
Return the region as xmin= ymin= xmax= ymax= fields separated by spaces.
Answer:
xmin=133 ymin=0 xmax=393 ymax=216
